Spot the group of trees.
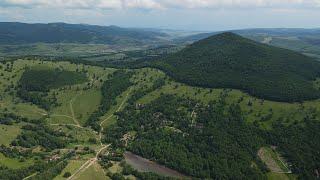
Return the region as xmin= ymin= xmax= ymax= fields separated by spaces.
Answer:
xmin=0 ymin=112 xmax=28 ymax=125
xmin=11 ymin=124 xmax=68 ymax=150
xmin=0 ymin=152 xmax=74 ymax=180
xmin=86 ymin=70 xmax=132 ymax=131
xmin=17 ymin=68 xmax=87 ymax=110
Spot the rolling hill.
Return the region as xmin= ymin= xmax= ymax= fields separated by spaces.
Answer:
xmin=155 ymin=32 xmax=320 ymax=102
xmin=0 ymin=22 xmax=169 ymax=45
xmin=176 ymin=28 xmax=320 ymax=59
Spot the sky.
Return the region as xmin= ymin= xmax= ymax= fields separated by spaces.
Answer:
xmin=0 ymin=0 xmax=319 ymax=31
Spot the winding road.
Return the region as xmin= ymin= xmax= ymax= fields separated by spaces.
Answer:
xmin=68 ymin=88 xmax=132 ymax=180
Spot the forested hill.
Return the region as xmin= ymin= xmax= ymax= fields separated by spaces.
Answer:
xmin=154 ymin=32 xmax=320 ymax=102
xmin=0 ymin=22 xmax=169 ymax=45
xmin=176 ymin=28 xmax=320 ymax=43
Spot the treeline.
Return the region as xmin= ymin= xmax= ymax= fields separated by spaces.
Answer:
xmin=86 ymin=70 xmax=133 ymax=131
xmin=0 ymin=152 xmax=74 ymax=180
xmin=11 ymin=124 xmax=68 ymax=150
xmin=104 ymin=94 xmax=267 ymax=179
xmin=0 ymin=112 xmax=28 ymax=125
xmin=17 ymin=68 xmax=87 ymax=110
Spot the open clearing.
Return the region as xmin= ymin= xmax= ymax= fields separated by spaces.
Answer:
xmin=0 ymin=124 xmax=21 ymax=146
xmin=258 ymin=147 xmax=291 ymax=173
xmin=0 ymin=153 xmax=34 ymax=169
xmin=124 ymin=151 xmax=188 ymax=178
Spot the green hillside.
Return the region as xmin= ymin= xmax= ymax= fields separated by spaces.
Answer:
xmin=155 ymin=32 xmax=320 ymax=102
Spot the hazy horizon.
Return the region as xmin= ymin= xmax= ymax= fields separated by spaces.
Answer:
xmin=0 ymin=0 xmax=320 ymax=31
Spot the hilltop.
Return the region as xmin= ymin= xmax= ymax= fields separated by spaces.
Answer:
xmin=155 ymin=32 xmax=320 ymax=102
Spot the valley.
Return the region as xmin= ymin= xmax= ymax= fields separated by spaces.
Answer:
xmin=0 ymin=56 xmax=319 ymax=179
xmin=0 ymin=30 xmax=319 ymax=180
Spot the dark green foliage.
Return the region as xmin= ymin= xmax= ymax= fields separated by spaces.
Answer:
xmin=0 ymin=112 xmax=27 ymax=125
xmin=155 ymin=32 xmax=320 ymax=102
xmin=11 ymin=124 xmax=68 ymax=150
xmin=30 ymin=161 xmax=68 ymax=180
xmin=19 ymin=68 xmax=87 ymax=92
xmin=85 ymin=70 xmax=132 ymax=131
xmin=17 ymin=68 xmax=87 ymax=110
xmin=63 ymin=172 xmax=71 ymax=178
xmin=104 ymin=94 xmax=266 ymax=179
xmin=0 ymin=162 xmax=46 ymax=180
xmin=0 ymin=145 xmax=33 ymax=159
xmin=0 ymin=152 xmax=73 ymax=180
xmin=0 ymin=22 xmax=168 ymax=45
xmin=269 ymin=120 xmax=320 ymax=179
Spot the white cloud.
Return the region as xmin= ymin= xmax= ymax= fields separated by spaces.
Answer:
xmin=123 ymin=0 xmax=164 ymax=10
xmin=160 ymin=0 xmax=319 ymax=9
xmin=1 ymin=0 xmax=320 ymax=9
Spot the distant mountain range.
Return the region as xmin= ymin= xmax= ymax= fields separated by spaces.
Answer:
xmin=0 ymin=22 xmax=320 ymax=59
xmin=175 ymin=28 xmax=320 ymax=42
xmin=0 ymin=22 xmax=169 ymax=45
xmin=176 ymin=28 xmax=320 ymax=59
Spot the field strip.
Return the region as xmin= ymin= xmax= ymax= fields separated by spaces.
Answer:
xmin=69 ymin=86 xmax=132 ymax=179
xmin=70 ymin=93 xmax=81 ymax=126
xmin=278 ymin=156 xmax=292 ymax=173
xmin=99 ymin=87 xmax=132 ymax=145
xmin=49 ymin=123 xmax=86 ymax=129
xmin=68 ymin=144 xmax=110 ymax=180
xmin=22 ymin=172 xmax=37 ymax=180
xmin=50 ymin=114 xmax=74 ymax=119
xmin=33 ymin=109 xmax=48 ymax=116
xmin=67 ymin=159 xmax=93 ymax=180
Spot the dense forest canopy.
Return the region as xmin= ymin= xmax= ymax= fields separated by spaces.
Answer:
xmin=154 ymin=32 xmax=320 ymax=102
xmin=17 ymin=68 xmax=87 ymax=109
xmin=19 ymin=68 xmax=87 ymax=92
xmin=104 ymin=94 xmax=268 ymax=179
xmin=86 ymin=70 xmax=132 ymax=130
xmin=104 ymin=91 xmax=320 ymax=179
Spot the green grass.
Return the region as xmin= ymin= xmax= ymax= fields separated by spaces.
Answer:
xmin=259 ymin=147 xmax=290 ymax=173
xmin=0 ymin=43 xmax=116 ymax=57
xmin=51 ymin=125 xmax=98 ymax=145
xmin=0 ymin=153 xmax=34 ymax=169
xmin=266 ymin=147 xmax=290 ymax=172
xmin=267 ymin=172 xmax=296 ymax=180
xmin=54 ymin=160 xmax=86 ymax=180
xmin=108 ymin=161 xmax=123 ymax=174
xmin=76 ymin=163 xmax=108 ymax=180
xmin=46 ymin=116 xmax=75 ymax=125
xmin=136 ymin=74 xmax=320 ymax=129
xmin=99 ymin=87 xmax=132 ymax=129
xmin=0 ymin=124 xmax=21 ymax=146
xmin=72 ymin=89 xmax=102 ymax=125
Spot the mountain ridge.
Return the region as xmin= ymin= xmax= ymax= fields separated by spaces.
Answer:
xmin=155 ymin=32 xmax=320 ymax=102
xmin=0 ymin=22 xmax=169 ymax=45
